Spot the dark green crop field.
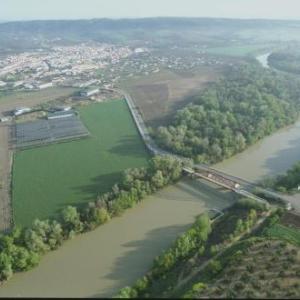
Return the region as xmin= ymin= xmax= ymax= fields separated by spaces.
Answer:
xmin=264 ymin=223 xmax=300 ymax=246
xmin=12 ymin=100 xmax=150 ymax=226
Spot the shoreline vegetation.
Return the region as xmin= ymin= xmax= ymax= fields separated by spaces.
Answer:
xmin=151 ymin=64 xmax=300 ymax=164
xmin=0 ymin=155 xmax=183 ymax=284
xmin=116 ymin=198 xmax=273 ymax=298
xmin=261 ymin=161 xmax=300 ymax=194
xmin=117 ymin=202 xmax=300 ymax=299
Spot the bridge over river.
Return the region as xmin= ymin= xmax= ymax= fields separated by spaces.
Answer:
xmin=109 ymin=87 xmax=293 ymax=211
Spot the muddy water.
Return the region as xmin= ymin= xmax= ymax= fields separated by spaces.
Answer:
xmin=0 ymin=178 xmax=236 ymax=298
xmin=215 ymin=120 xmax=300 ymax=182
xmin=3 ymin=94 xmax=300 ymax=297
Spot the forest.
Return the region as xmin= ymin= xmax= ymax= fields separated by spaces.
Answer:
xmin=269 ymin=50 xmax=300 ymax=74
xmin=152 ymin=64 xmax=300 ymax=163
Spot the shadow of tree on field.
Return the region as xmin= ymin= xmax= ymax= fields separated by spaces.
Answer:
xmin=88 ymin=223 xmax=190 ymax=298
xmin=108 ymin=135 xmax=149 ymax=158
xmin=53 ymin=171 xmax=123 ymax=215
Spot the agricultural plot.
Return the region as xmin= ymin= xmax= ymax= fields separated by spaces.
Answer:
xmin=264 ymin=224 xmax=300 ymax=246
xmin=121 ymin=67 xmax=221 ymax=127
xmin=12 ymin=115 xmax=89 ymax=149
xmin=263 ymin=212 xmax=300 ymax=247
xmin=195 ymin=240 xmax=300 ymax=299
xmin=12 ymin=100 xmax=150 ymax=226
xmin=0 ymin=87 xmax=77 ymax=114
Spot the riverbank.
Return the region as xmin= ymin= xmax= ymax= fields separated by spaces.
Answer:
xmin=0 ymin=178 xmax=236 ymax=298
xmin=2 ymin=112 xmax=300 ymax=297
xmin=215 ymin=120 xmax=300 ymax=183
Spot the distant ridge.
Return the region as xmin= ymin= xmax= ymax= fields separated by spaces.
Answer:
xmin=0 ymin=17 xmax=300 ymax=51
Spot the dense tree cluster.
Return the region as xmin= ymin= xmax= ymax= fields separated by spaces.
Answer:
xmin=269 ymin=50 xmax=300 ymax=75
xmin=152 ymin=64 xmax=300 ymax=163
xmin=0 ymin=155 xmax=183 ymax=282
xmin=262 ymin=161 xmax=300 ymax=193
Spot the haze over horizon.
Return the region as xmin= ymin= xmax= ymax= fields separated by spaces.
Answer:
xmin=1 ymin=0 xmax=300 ymax=22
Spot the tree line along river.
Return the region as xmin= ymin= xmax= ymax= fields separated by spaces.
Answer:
xmin=1 ymin=54 xmax=300 ymax=297
xmin=1 ymin=112 xmax=300 ymax=297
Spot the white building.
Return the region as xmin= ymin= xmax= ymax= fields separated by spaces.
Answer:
xmin=47 ymin=110 xmax=75 ymax=120
xmin=24 ymin=83 xmax=34 ymax=90
xmin=38 ymin=82 xmax=53 ymax=90
xmin=13 ymin=81 xmax=24 ymax=88
xmin=80 ymin=88 xmax=99 ymax=97
xmin=0 ymin=116 xmax=12 ymax=122
xmin=0 ymin=81 xmax=7 ymax=87
xmin=14 ymin=107 xmax=31 ymax=116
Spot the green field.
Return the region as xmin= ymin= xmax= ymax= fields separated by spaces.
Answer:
xmin=12 ymin=100 xmax=150 ymax=226
xmin=265 ymin=223 xmax=300 ymax=246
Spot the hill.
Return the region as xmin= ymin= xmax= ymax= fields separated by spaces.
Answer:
xmin=1 ymin=17 xmax=300 ymax=51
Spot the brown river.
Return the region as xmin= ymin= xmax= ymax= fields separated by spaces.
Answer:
xmin=1 ymin=119 xmax=300 ymax=297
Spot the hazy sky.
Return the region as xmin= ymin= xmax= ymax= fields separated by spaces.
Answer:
xmin=1 ymin=0 xmax=300 ymax=21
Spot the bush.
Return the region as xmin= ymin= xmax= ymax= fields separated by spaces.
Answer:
xmin=133 ymin=276 xmax=149 ymax=294
xmin=209 ymin=245 xmax=218 ymax=256
xmin=184 ymin=282 xmax=207 ymax=298
xmin=117 ymin=286 xmax=138 ymax=298
xmin=235 ymin=198 xmax=267 ymax=212
xmin=208 ymin=260 xmax=222 ymax=275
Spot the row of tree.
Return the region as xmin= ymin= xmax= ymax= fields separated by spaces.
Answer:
xmin=0 ymin=155 xmax=183 ymax=282
xmin=151 ymin=64 xmax=300 ymax=163
xmin=118 ymin=213 xmax=212 ymax=298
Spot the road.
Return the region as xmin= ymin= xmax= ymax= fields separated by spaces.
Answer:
xmin=0 ymin=123 xmax=13 ymax=231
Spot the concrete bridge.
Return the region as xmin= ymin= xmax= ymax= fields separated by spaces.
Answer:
xmin=109 ymin=87 xmax=292 ymax=210
xmin=182 ymin=166 xmax=271 ymax=207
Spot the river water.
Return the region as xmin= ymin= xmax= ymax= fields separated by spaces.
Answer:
xmin=215 ymin=120 xmax=300 ymax=182
xmin=1 ymin=54 xmax=300 ymax=297
xmin=2 ymin=119 xmax=300 ymax=297
xmin=0 ymin=178 xmax=236 ymax=298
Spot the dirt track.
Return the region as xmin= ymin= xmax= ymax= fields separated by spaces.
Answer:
xmin=122 ymin=67 xmax=222 ymax=127
xmin=0 ymin=123 xmax=12 ymax=231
